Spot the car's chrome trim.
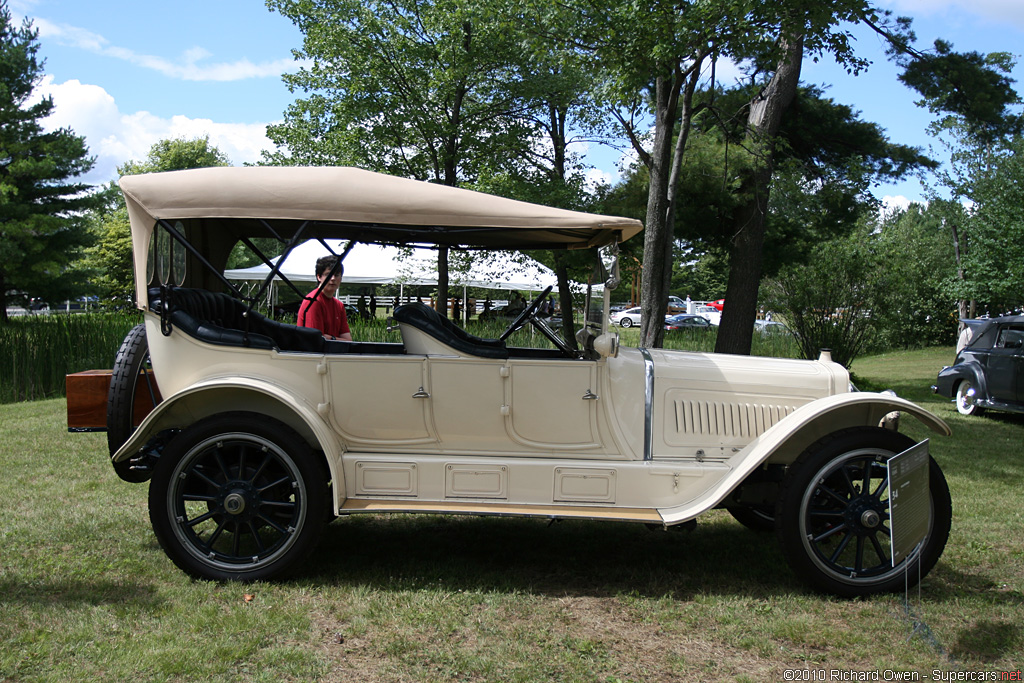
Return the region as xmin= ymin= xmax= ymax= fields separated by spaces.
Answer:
xmin=640 ymin=347 xmax=655 ymax=461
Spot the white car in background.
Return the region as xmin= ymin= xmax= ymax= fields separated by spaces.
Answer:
xmin=610 ymin=306 xmax=643 ymax=327
xmin=694 ymin=305 xmax=721 ymax=326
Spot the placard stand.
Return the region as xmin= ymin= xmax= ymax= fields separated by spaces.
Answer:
xmin=888 ymin=440 xmax=931 ymax=634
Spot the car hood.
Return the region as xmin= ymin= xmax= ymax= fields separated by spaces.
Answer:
xmin=643 ymin=348 xmax=849 ymax=402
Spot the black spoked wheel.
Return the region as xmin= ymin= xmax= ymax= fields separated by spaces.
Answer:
xmin=108 ymin=324 xmax=161 ymax=482
xmin=148 ymin=412 xmax=328 ymax=581
xmin=776 ymin=427 xmax=952 ymax=597
xmin=727 ymin=505 xmax=776 ymax=532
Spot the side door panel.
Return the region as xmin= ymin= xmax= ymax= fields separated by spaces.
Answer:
xmin=506 ymin=361 xmax=600 ymax=450
xmin=327 ymin=356 xmax=437 ymax=447
xmin=427 ymin=357 xmax=609 ymax=455
xmin=427 ymin=358 xmax=511 ymax=452
xmin=986 ymin=325 xmax=1024 ymax=403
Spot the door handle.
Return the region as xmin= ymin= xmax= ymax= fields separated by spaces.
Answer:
xmin=412 ymin=387 xmax=430 ymax=399
xmin=582 ymin=389 xmax=599 ymax=400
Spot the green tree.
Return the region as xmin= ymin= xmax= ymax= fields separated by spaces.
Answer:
xmin=83 ymin=137 xmax=230 ymax=305
xmin=0 ymin=2 xmax=98 ymax=322
xmin=764 ymin=203 xmax=958 ymax=364
xmin=684 ymin=84 xmax=933 ymax=273
xmin=955 ymin=134 xmax=1024 ymax=312
xmin=535 ymin=0 xmax=739 ymax=347
xmin=707 ymin=1 xmax=927 ymax=356
xmin=119 ymin=136 xmax=229 ymax=176
xmin=762 ymin=229 xmax=878 ymax=368
xmin=267 ymin=0 xmax=555 ymax=316
xmin=471 ymin=48 xmax=610 ymax=345
xmin=869 ymin=204 xmax=958 ymax=349
xmin=535 ymin=0 xmax=933 ymax=352
xmin=604 ymin=83 xmax=933 ymax=311
xmin=896 ymin=41 xmax=1022 ymax=319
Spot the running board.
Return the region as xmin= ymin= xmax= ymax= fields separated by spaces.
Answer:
xmin=339 ymin=499 xmax=663 ymax=523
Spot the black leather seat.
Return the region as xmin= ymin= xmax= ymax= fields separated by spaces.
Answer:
xmin=393 ymin=302 xmax=508 ymax=359
xmin=151 ymin=287 xmax=326 ymax=353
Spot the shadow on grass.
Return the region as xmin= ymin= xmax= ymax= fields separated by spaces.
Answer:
xmin=299 ymin=513 xmax=1024 ymax=606
xmin=927 ymin=560 xmax=1024 ymax=600
xmin=949 ymin=618 xmax=1023 ymax=662
xmin=0 ymin=577 xmax=161 ymax=608
xmin=301 ymin=513 xmax=803 ymax=600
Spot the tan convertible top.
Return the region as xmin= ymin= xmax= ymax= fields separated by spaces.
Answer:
xmin=119 ymin=166 xmax=643 ymax=250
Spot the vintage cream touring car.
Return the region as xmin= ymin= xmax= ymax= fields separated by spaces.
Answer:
xmin=76 ymin=166 xmax=953 ymax=597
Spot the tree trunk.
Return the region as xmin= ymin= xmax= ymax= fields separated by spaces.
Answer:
xmin=0 ymin=271 xmax=8 ymax=325
xmin=638 ymin=74 xmax=682 ymax=349
xmin=715 ymin=32 xmax=804 ymax=356
xmin=716 ymin=170 xmax=771 ymax=356
xmin=437 ymin=246 xmax=449 ymax=318
xmin=553 ymin=253 xmax=578 ymax=349
xmin=949 ymin=217 xmax=972 ymax=324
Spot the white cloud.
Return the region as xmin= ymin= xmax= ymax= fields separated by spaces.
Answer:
xmin=34 ymin=76 xmax=276 ymax=184
xmin=7 ymin=0 xmax=40 ymax=14
xmin=881 ymin=194 xmax=914 ymax=213
xmin=33 ymin=18 xmax=300 ymax=82
xmin=879 ymin=0 xmax=1024 ymax=32
xmin=584 ymin=168 xmax=613 ymax=191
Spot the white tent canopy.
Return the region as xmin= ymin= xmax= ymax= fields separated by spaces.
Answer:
xmin=224 ymin=240 xmax=560 ymax=292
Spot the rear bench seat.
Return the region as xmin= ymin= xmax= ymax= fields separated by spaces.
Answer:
xmin=151 ymin=287 xmax=326 ymax=353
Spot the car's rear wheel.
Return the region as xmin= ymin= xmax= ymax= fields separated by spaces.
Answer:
xmin=619 ymin=317 xmax=633 ymax=328
xmin=955 ymin=379 xmax=984 ymax=416
xmin=148 ymin=412 xmax=327 ymax=581
xmin=775 ymin=427 xmax=951 ymax=597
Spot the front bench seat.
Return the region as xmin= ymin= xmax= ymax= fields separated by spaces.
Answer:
xmin=393 ymin=302 xmax=509 ymax=359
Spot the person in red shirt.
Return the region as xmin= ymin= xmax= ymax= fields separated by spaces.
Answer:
xmin=298 ymin=255 xmax=352 ymax=341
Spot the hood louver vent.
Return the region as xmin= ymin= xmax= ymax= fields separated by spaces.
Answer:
xmin=673 ymin=400 xmax=798 ymax=439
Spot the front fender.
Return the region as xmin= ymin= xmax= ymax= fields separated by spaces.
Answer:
xmin=112 ymin=376 xmax=347 ymax=512
xmin=657 ymin=392 xmax=949 ymax=525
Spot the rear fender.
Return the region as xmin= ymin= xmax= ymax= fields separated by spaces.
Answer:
xmin=112 ymin=377 xmax=346 ymax=512
xmin=658 ymin=392 xmax=949 ymax=525
xmin=935 ymin=362 xmax=987 ymax=400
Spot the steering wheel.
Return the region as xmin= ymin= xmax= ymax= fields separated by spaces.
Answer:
xmin=499 ymin=286 xmax=552 ymax=341
xmin=497 ymin=286 xmax=578 ymax=358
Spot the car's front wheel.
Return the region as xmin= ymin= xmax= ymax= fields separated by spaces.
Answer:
xmin=775 ymin=427 xmax=951 ymax=597
xmin=619 ymin=317 xmax=633 ymax=328
xmin=955 ymin=379 xmax=984 ymax=416
xmin=148 ymin=412 xmax=328 ymax=581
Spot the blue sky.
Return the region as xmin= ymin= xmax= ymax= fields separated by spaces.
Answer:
xmin=12 ymin=0 xmax=1024 ymax=209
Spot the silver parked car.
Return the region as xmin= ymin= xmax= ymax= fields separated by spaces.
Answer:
xmin=610 ymin=306 xmax=643 ymax=327
xmin=79 ymin=166 xmax=952 ymax=597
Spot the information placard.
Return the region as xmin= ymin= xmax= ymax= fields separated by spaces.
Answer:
xmin=887 ymin=439 xmax=931 ymax=567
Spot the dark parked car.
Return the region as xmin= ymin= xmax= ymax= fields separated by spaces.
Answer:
xmin=664 ymin=314 xmax=712 ymax=331
xmin=934 ymin=316 xmax=1024 ymax=416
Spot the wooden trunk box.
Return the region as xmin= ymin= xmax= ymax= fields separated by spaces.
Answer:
xmin=66 ymin=369 xmax=161 ymax=431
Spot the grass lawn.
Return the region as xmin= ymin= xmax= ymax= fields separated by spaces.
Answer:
xmin=1 ymin=347 xmax=1021 ymax=682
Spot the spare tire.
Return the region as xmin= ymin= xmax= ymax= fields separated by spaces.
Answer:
xmin=107 ymin=324 xmax=160 ymax=481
